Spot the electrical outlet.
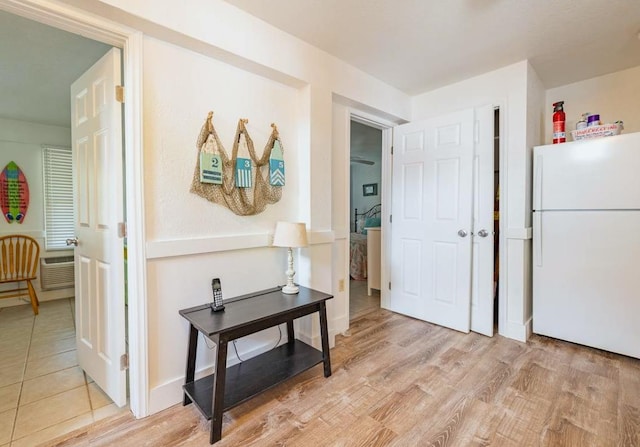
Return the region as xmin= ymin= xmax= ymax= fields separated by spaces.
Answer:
xmin=338 ymin=279 xmax=345 ymax=292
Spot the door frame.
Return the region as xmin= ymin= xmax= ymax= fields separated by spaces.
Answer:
xmin=0 ymin=0 xmax=149 ymax=417
xmin=347 ymin=109 xmax=395 ymax=320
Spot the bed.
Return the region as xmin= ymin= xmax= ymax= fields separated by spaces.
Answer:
xmin=349 ymin=204 xmax=381 ymax=281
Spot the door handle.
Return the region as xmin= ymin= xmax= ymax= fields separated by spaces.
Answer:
xmin=66 ymin=237 xmax=79 ymax=247
xmin=477 ymin=229 xmax=489 ymax=238
xmin=457 ymin=229 xmax=467 ymax=238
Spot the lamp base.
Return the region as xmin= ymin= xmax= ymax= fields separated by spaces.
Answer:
xmin=281 ymin=284 xmax=299 ymax=294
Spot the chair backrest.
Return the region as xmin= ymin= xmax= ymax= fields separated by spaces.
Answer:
xmin=0 ymin=235 xmax=40 ymax=282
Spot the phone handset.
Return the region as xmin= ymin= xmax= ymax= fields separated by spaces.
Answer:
xmin=211 ymin=278 xmax=225 ymax=312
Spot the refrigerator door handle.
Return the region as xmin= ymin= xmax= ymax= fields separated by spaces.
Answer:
xmin=534 ymin=212 xmax=542 ymax=267
xmin=534 ymin=153 xmax=542 ymax=211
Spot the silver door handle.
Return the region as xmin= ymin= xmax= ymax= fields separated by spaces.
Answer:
xmin=477 ymin=229 xmax=489 ymax=238
xmin=457 ymin=229 xmax=467 ymax=238
xmin=66 ymin=237 xmax=79 ymax=247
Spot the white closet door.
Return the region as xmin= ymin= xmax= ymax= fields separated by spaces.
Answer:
xmin=470 ymin=105 xmax=495 ymax=336
xmin=389 ymin=109 xmax=474 ymax=332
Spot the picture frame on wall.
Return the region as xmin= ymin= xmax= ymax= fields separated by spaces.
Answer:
xmin=363 ymin=183 xmax=377 ymax=196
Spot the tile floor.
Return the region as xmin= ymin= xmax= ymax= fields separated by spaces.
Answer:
xmin=349 ymin=279 xmax=380 ymax=320
xmin=0 ymin=299 xmax=127 ymax=447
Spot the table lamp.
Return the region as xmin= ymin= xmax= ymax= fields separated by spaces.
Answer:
xmin=272 ymin=221 xmax=308 ymax=294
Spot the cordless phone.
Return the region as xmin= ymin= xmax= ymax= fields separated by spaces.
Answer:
xmin=211 ymin=278 xmax=225 ymax=312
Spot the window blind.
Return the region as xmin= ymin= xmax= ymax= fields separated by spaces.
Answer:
xmin=42 ymin=146 xmax=74 ymax=250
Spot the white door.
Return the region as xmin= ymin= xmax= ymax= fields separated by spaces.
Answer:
xmin=388 ymin=109 xmax=475 ymax=332
xmin=70 ymin=48 xmax=127 ymax=407
xmin=470 ymin=105 xmax=495 ymax=336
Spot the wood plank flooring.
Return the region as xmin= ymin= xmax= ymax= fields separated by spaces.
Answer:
xmin=45 ymin=309 xmax=640 ymax=446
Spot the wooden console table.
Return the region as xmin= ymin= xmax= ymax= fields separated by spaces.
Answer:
xmin=179 ymin=286 xmax=333 ymax=444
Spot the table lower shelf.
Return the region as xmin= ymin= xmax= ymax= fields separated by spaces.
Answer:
xmin=183 ymin=339 xmax=324 ymax=420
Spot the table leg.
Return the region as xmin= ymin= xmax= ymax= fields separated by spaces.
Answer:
xmin=183 ymin=324 xmax=198 ymax=405
xmin=210 ymin=334 xmax=228 ymax=444
xmin=318 ymin=301 xmax=332 ymax=378
xmin=286 ymin=320 xmax=295 ymax=344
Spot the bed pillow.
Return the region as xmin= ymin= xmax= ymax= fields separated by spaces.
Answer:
xmin=362 ymin=217 xmax=381 ymax=235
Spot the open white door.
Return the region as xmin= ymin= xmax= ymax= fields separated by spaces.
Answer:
xmin=470 ymin=105 xmax=495 ymax=336
xmin=70 ymin=48 xmax=127 ymax=407
xmin=389 ymin=109 xmax=474 ymax=332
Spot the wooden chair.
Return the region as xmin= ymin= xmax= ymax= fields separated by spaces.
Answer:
xmin=0 ymin=235 xmax=40 ymax=315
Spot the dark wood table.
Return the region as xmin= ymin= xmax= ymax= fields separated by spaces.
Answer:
xmin=179 ymin=286 xmax=333 ymax=444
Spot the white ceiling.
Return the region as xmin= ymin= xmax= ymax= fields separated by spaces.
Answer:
xmin=223 ymin=0 xmax=640 ymax=95
xmin=0 ymin=11 xmax=111 ymax=127
xmin=3 ymin=3 xmax=638 ymax=128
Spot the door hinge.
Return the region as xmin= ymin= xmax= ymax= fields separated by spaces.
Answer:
xmin=120 ymin=353 xmax=129 ymax=370
xmin=115 ymin=85 xmax=125 ymax=103
xmin=391 ymin=146 xmax=394 ymax=155
xmin=388 ymin=282 xmax=391 ymax=290
xmin=390 ymin=214 xmax=393 ymax=223
xmin=118 ymin=222 xmax=127 ymax=238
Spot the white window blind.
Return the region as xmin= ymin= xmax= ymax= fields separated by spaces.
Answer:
xmin=42 ymin=146 xmax=74 ymax=250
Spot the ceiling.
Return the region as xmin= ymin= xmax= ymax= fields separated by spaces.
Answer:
xmin=2 ymin=3 xmax=638 ymax=128
xmin=223 ymin=0 xmax=640 ymax=95
xmin=0 ymin=11 xmax=111 ymax=127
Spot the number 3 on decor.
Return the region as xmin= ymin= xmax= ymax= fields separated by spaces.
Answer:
xmin=235 ymin=158 xmax=252 ymax=188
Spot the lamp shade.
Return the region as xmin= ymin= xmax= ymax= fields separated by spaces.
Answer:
xmin=272 ymin=222 xmax=308 ymax=248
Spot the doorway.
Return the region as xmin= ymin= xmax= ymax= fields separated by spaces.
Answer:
xmin=349 ymin=120 xmax=383 ymax=320
xmin=0 ymin=10 xmax=129 ymax=445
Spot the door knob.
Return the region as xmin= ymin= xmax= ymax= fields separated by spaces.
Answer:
xmin=477 ymin=229 xmax=489 ymax=238
xmin=457 ymin=229 xmax=467 ymax=238
xmin=66 ymin=237 xmax=79 ymax=247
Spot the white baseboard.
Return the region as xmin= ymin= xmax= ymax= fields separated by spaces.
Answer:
xmin=148 ymin=321 xmax=339 ymax=415
xmin=0 ymin=288 xmax=74 ymax=309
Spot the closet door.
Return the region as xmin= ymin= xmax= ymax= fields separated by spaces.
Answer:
xmin=470 ymin=105 xmax=495 ymax=336
xmin=388 ymin=109 xmax=474 ymax=332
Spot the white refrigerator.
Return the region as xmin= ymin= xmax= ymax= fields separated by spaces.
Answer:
xmin=533 ymin=132 xmax=640 ymax=359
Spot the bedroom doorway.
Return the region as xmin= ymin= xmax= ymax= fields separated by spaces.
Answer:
xmin=349 ymin=120 xmax=383 ymax=320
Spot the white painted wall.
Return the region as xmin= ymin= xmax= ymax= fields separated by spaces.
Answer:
xmin=412 ymin=61 xmax=532 ymax=341
xmin=525 ymin=64 xmax=546 ymax=326
xmin=544 ymin=65 xmax=640 ymax=144
xmin=331 ymin=103 xmax=350 ymax=330
xmin=0 ymin=117 xmax=74 ymax=305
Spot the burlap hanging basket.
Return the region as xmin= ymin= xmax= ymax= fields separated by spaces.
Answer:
xmin=190 ymin=112 xmax=283 ymax=216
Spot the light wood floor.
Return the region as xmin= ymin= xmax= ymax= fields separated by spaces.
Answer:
xmin=349 ymin=279 xmax=380 ymax=321
xmin=46 ymin=309 xmax=640 ymax=446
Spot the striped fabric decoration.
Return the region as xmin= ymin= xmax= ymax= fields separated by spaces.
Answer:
xmin=235 ymin=158 xmax=252 ymax=188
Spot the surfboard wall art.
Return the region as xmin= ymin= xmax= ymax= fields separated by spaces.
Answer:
xmin=0 ymin=161 xmax=30 ymax=224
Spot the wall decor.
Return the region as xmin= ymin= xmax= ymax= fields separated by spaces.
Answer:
xmin=0 ymin=161 xmax=30 ymax=224
xmin=190 ymin=112 xmax=284 ymax=216
xmin=199 ymin=135 xmax=223 ymax=184
xmin=269 ymin=140 xmax=285 ymax=186
xmin=235 ymin=158 xmax=253 ymax=188
xmin=363 ymin=183 xmax=377 ymax=197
